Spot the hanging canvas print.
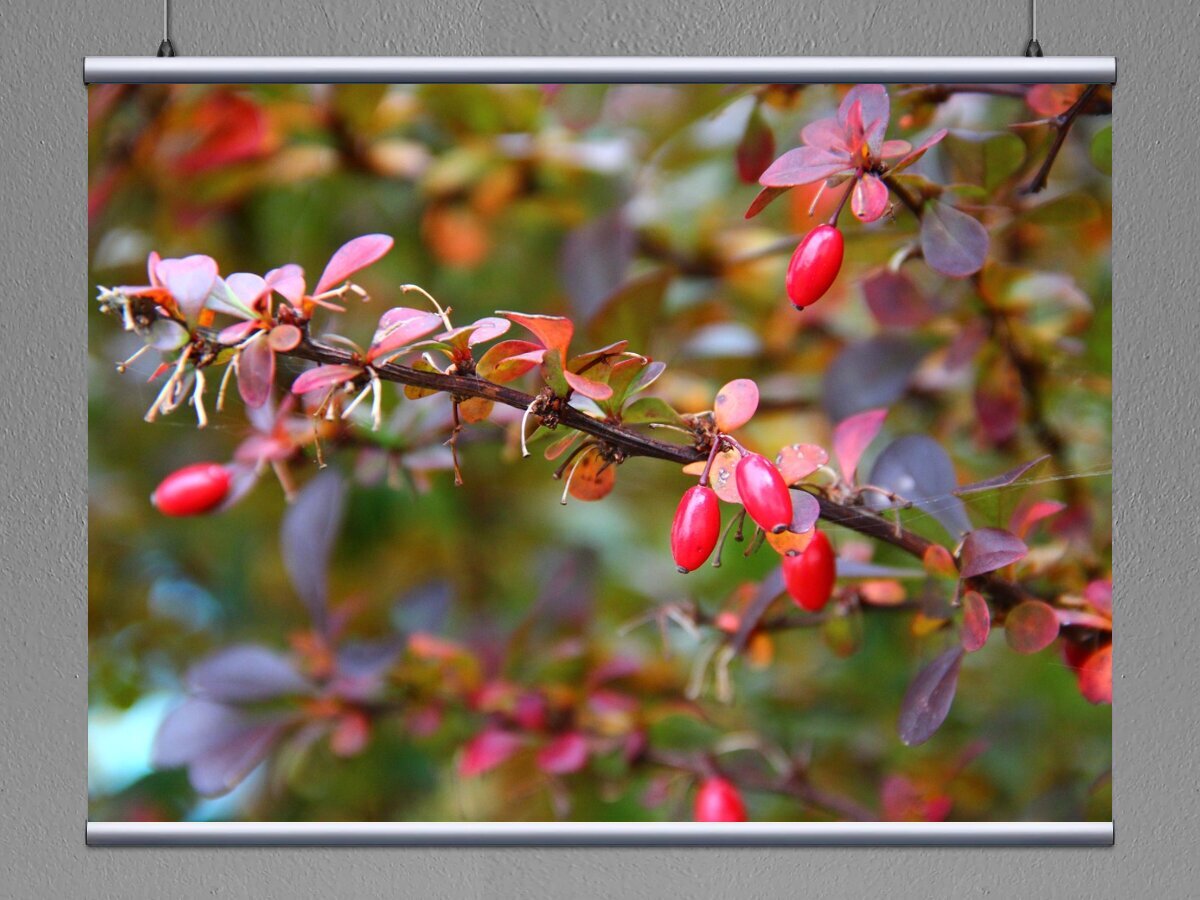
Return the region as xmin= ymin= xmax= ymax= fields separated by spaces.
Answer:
xmin=87 ymin=77 xmax=1112 ymax=840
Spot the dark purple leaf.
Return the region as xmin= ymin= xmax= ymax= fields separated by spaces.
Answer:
xmin=920 ymin=201 xmax=989 ymax=278
xmin=955 ymin=455 xmax=1051 ymax=496
xmin=281 ymin=470 xmax=346 ymax=632
xmin=822 ymin=337 xmax=927 ymax=422
xmin=788 ymin=490 xmax=821 ymax=534
xmin=187 ymin=719 xmax=288 ymax=796
xmin=391 ymin=580 xmax=454 ymax=635
xmin=867 ymin=435 xmax=972 ymax=537
xmin=959 ymin=527 xmax=1028 ymax=577
xmin=897 ymin=646 xmax=964 ymax=746
xmin=186 ymin=645 xmax=311 ymax=702
xmin=861 ymin=270 xmax=935 ymax=329
xmin=560 ymin=210 xmax=635 ymax=321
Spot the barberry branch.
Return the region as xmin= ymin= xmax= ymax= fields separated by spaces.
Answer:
xmin=1021 ymin=84 xmax=1103 ymax=195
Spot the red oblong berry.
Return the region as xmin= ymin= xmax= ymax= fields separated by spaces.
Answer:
xmin=671 ymin=485 xmax=721 ymax=573
xmin=785 ymin=224 xmax=844 ymax=309
xmin=151 ymin=463 xmax=231 ymax=516
xmin=783 ymin=529 xmax=837 ymax=612
xmin=735 ymin=453 xmax=793 ymax=534
xmin=694 ymin=776 xmax=748 ymax=822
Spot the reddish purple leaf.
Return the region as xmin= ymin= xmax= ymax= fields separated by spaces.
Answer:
xmin=237 ymin=336 xmax=274 ymax=409
xmin=1078 ymin=644 xmax=1113 ymax=704
xmin=759 ymin=146 xmax=847 ymax=188
xmin=313 ymin=234 xmax=394 ymax=295
xmin=956 ymin=455 xmax=1050 ymax=496
xmin=186 ymin=645 xmax=310 ymax=702
xmin=1004 ymin=600 xmax=1060 ymax=654
xmin=217 ymin=320 xmax=259 ymax=346
xmin=713 ymin=378 xmax=760 ymax=432
xmin=959 ymin=528 xmax=1028 ymax=578
xmin=960 ymin=591 xmax=991 ymax=652
xmin=862 ymin=270 xmax=934 ymax=329
xmin=736 ymin=106 xmax=775 ymax=183
xmin=920 ymin=201 xmax=989 ymax=278
xmin=889 ymin=129 xmax=948 ymax=174
xmin=832 ymin=407 xmax=887 ymax=483
xmin=563 ymin=369 xmax=613 ymax=401
xmin=1085 ymin=579 xmax=1113 ymax=617
xmin=744 ymin=185 xmax=788 ymax=219
xmin=459 ymin=729 xmax=523 ymax=777
xmin=897 ymin=646 xmax=964 ymax=746
xmin=536 ymin=732 xmax=590 ymax=775
xmin=838 ymin=84 xmax=890 ymax=140
xmin=1009 ymin=498 xmax=1066 ymax=538
xmin=291 ymin=364 xmax=361 ymax=395
xmin=268 ymin=323 xmax=302 ymax=352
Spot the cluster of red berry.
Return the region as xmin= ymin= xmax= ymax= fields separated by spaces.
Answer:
xmin=670 ymin=451 xmax=836 ymax=615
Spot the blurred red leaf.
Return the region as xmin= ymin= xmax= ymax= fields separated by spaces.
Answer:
xmin=1078 ymin=644 xmax=1113 ymax=704
xmin=960 ymin=591 xmax=991 ymax=652
xmin=736 ymin=105 xmax=775 ymax=183
xmin=862 ymin=270 xmax=934 ymax=329
xmin=536 ymin=732 xmax=589 ymax=775
xmin=1004 ymin=600 xmax=1060 ymax=654
xmin=459 ymin=729 xmax=523 ymax=777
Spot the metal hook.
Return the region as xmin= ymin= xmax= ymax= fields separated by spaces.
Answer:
xmin=1023 ymin=0 xmax=1043 ymax=56
xmin=156 ymin=0 xmax=176 ymax=56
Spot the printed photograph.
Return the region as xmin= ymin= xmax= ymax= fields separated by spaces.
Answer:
xmin=88 ymin=81 xmax=1112 ymax=824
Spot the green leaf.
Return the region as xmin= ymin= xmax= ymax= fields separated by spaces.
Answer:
xmin=621 ymin=396 xmax=685 ymax=426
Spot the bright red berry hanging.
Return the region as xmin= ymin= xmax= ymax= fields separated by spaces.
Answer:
xmin=783 ymin=529 xmax=837 ymax=612
xmin=735 ymin=453 xmax=792 ymax=534
xmin=786 ymin=224 xmax=844 ymax=309
xmin=671 ymin=485 xmax=721 ymax=573
xmin=693 ymin=776 xmax=748 ymax=822
xmin=151 ymin=463 xmax=231 ymax=517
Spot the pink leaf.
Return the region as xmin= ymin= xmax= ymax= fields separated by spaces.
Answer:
xmin=759 ymin=146 xmax=848 ymax=188
xmin=800 ymin=116 xmax=849 ymax=154
xmin=959 ymin=528 xmax=1028 ymax=577
xmin=563 ymin=369 xmax=613 ymax=401
xmin=313 ymin=234 xmax=394 ymax=296
xmin=1004 ymin=600 xmax=1060 ymax=654
xmin=268 ymin=324 xmax=302 ymax=352
xmin=713 ymin=379 xmax=760 ymax=432
xmin=851 ymin=173 xmax=890 ymax=222
xmin=238 ymin=338 xmax=274 ymax=409
xmin=291 ymin=364 xmax=361 ymax=395
xmin=266 ymin=264 xmax=306 ymax=306
xmin=1084 ymin=579 xmax=1113 ymax=617
xmin=499 ymin=311 xmax=574 ymax=355
xmin=368 ymin=308 xmax=444 ymax=360
xmin=832 ymin=407 xmax=887 ymax=483
xmin=465 ymin=316 xmax=511 ymax=346
xmin=960 ymin=591 xmax=991 ymax=652
xmin=774 ymin=443 xmax=830 ymax=485
xmin=536 ymin=732 xmax=589 ymax=775
xmin=459 ymin=729 xmax=523 ymax=777
xmin=838 ymin=84 xmax=890 ymax=138
xmin=156 ymin=255 xmax=219 ymax=318
xmin=217 ymin=320 xmax=260 ymax=345
xmin=225 ymin=272 xmax=269 ymax=311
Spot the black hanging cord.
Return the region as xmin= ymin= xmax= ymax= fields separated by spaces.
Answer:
xmin=157 ymin=0 xmax=176 ymax=57
xmin=1024 ymin=0 xmax=1043 ymax=57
